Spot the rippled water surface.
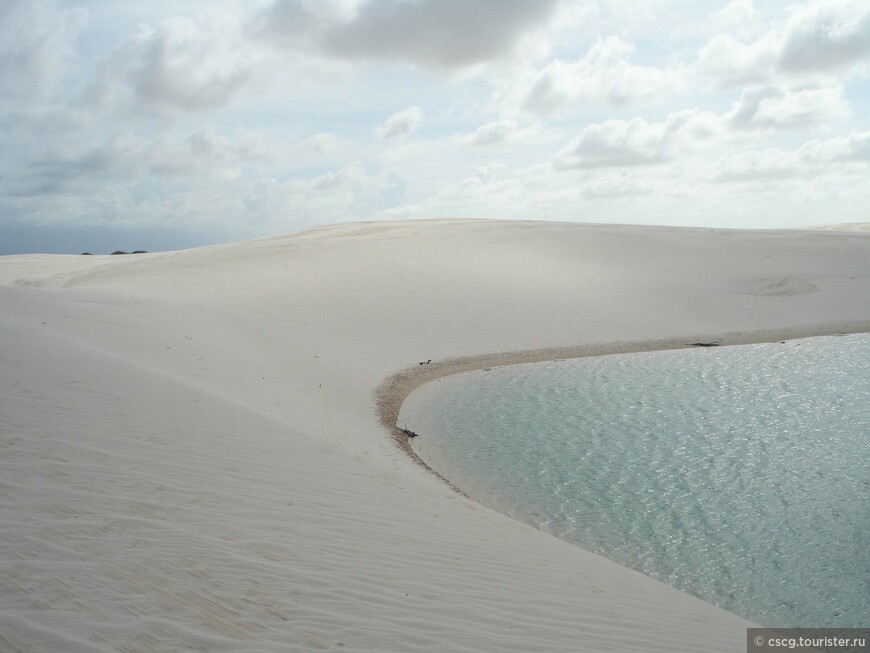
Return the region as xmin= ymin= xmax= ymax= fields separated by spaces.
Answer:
xmin=400 ymin=335 xmax=870 ymax=626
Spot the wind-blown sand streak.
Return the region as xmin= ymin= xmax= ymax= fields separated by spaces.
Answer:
xmin=2 ymin=219 xmax=869 ymax=652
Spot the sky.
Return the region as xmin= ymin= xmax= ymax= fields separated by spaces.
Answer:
xmin=1 ymin=0 xmax=869 ymax=254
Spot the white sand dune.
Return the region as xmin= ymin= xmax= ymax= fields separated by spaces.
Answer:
xmin=806 ymin=222 xmax=870 ymax=232
xmin=2 ymin=219 xmax=869 ymax=652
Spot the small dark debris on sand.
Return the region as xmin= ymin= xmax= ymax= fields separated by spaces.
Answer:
xmin=690 ymin=342 xmax=720 ymax=347
xmin=399 ymin=428 xmax=420 ymax=438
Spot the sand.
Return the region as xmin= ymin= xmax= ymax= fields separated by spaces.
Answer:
xmin=2 ymin=219 xmax=869 ymax=652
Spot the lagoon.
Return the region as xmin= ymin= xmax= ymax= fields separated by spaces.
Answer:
xmin=400 ymin=334 xmax=870 ymax=627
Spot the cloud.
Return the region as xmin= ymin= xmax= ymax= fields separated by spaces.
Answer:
xmin=91 ymin=8 xmax=265 ymax=114
xmin=87 ymin=0 xmax=559 ymax=117
xmin=714 ymin=0 xmax=760 ymax=32
xmin=456 ymin=120 xmax=539 ymax=147
xmin=697 ymin=33 xmax=778 ymax=87
xmin=726 ymin=86 xmax=850 ymax=130
xmin=713 ymin=149 xmax=800 ymax=183
xmin=2 ymin=130 xmax=389 ymax=238
xmin=460 ymin=120 xmax=515 ymax=146
xmin=300 ymin=132 xmax=345 ymax=154
xmin=294 ymin=162 xmax=373 ymax=193
xmin=7 ymin=133 xmax=144 ymax=198
xmin=264 ymin=0 xmax=558 ymax=73
xmin=580 ymin=169 xmax=650 ymax=199
xmin=553 ymin=82 xmax=854 ymax=176
xmin=147 ymin=127 xmax=272 ymax=179
xmin=798 ymin=130 xmax=870 ymax=163
xmin=554 ymin=118 xmax=668 ymax=169
xmin=5 ymin=126 xmax=276 ymax=200
xmin=0 ymin=0 xmax=87 ymax=100
xmin=713 ymin=130 xmax=870 ymax=184
xmin=698 ymin=0 xmax=870 ymax=87
xmin=83 ymin=0 xmax=559 ymax=118
xmin=554 ymin=111 xmax=716 ymax=170
xmin=519 ymin=37 xmax=686 ymax=115
xmin=258 ymin=162 xmax=392 ymax=227
xmin=320 ymin=0 xmax=557 ymax=72
xmin=374 ymin=106 xmax=423 ymax=139
xmin=779 ymin=0 xmax=870 ymax=73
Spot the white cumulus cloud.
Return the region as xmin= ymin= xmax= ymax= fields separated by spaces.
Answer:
xmin=713 ymin=148 xmax=800 ymax=183
xmin=90 ymin=8 xmax=266 ymax=114
xmin=456 ymin=120 xmax=540 ymax=147
xmin=554 ymin=111 xmax=718 ymax=170
xmin=698 ymin=0 xmax=870 ymax=87
xmin=798 ymin=130 xmax=870 ymax=163
xmin=697 ymin=33 xmax=778 ymax=87
xmin=726 ymin=86 xmax=850 ymax=130
xmin=519 ymin=37 xmax=687 ymax=115
xmin=374 ymin=106 xmax=423 ymax=140
xmin=779 ymin=0 xmax=870 ymax=73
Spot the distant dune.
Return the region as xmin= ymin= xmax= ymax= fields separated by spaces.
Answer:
xmin=806 ymin=222 xmax=870 ymax=231
xmin=2 ymin=220 xmax=869 ymax=652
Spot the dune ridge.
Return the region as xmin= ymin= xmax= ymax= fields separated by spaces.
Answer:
xmin=2 ymin=219 xmax=869 ymax=652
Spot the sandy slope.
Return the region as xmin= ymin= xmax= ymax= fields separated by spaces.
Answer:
xmin=807 ymin=222 xmax=870 ymax=232
xmin=2 ymin=220 xmax=869 ymax=652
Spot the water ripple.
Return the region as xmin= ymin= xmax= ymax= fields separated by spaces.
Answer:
xmin=404 ymin=335 xmax=870 ymax=627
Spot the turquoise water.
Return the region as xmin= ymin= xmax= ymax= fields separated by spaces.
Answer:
xmin=400 ymin=335 xmax=870 ymax=627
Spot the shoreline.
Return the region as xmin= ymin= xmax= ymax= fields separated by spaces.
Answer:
xmin=382 ymin=326 xmax=870 ymax=628
xmin=377 ymin=321 xmax=870 ymax=489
